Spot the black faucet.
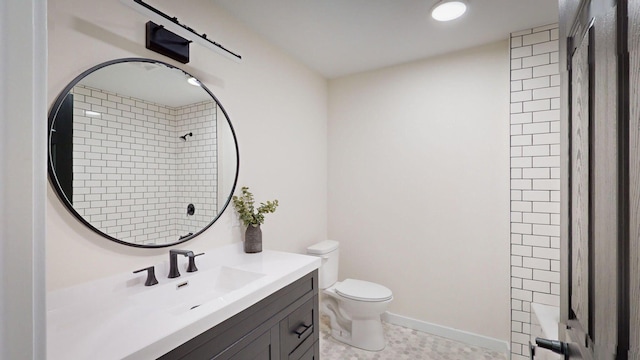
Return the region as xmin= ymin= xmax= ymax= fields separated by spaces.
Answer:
xmin=168 ymin=249 xmax=194 ymax=278
xmin=168 ymin=249 xmax=204 ymax=278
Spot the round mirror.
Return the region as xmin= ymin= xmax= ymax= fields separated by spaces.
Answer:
xmin=48 ymin=58 xmax=239 ymax=248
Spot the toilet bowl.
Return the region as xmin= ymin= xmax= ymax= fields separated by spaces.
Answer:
xmin=307 ymin=240 xmax=393 ymax=351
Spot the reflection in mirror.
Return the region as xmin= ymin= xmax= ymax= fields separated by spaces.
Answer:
xmin=49 ymin=59 xmax=238 ymax=247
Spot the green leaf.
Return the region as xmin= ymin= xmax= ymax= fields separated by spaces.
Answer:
xmin=232 ymin=186 xmax=278 ymax=226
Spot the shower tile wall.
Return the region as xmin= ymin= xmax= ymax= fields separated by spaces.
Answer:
xmin=509 ymin=24 xmax=560 ymax=360
xmin=71 ymin=85 xmax=217 ymax=245
xmin=175 ymin=101 xmax=218 ymax=238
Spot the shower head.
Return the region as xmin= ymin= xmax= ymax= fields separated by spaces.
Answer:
xmin=180 ymin=132 xmax=193 ymax=141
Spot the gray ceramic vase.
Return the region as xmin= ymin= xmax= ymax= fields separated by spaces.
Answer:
xmin=244 ymin=224 xmax=262 ymax=253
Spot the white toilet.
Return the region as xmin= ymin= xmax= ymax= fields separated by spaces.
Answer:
xmin=307 ymin=240 xmax=393 ymax=351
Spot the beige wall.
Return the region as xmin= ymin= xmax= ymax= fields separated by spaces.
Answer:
xmin=327 ymin=41 xmax=511 ymax=341
xmin=47 ymin=0 xmax=328 ymax=290
xmin=48 ymin=0 xmax=512 ymax=344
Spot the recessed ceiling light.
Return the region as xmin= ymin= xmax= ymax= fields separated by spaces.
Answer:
xmin=187 ymin=77 xmax=201 ymax=87
xmin=431 ymin=0 xmax=467 ymax=22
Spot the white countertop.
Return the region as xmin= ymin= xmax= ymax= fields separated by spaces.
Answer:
xmin=47 ymin=243 xmax=320 ymax=360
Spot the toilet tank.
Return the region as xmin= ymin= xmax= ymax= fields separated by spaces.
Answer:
xmin=306 ymin=240 xmax=339 ymax=289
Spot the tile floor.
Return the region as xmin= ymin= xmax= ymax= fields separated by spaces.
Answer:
xmin=319 ymin=318 xmax=508 ymax=360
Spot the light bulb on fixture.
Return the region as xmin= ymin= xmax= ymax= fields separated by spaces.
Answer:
xmin=187 ymin=77 xmax=201 ymax=87
xmin=431 ymin=0 xmax=467 ymax=22
xmin=85 ymin=110 xmax=101 ymax=117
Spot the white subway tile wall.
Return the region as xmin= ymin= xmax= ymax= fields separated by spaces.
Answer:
xmin=71 ymin=85 xmax=217 ymax=245
xmin=510 ymin=24 xmax=560 ymax=360
xmin=175 ymin=101 xmax=218 ymax=239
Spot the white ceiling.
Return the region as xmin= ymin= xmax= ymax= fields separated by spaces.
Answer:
xmin=211 ymin=0 xmax=559 ymax=78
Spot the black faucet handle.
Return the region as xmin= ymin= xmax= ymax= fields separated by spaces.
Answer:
xmin=133 ymin=266 xmax=159 ymax=286
xmin=187 ymin=252 xmax=205 ymax=272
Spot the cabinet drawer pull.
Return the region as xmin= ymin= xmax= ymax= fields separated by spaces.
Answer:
xmin=293 ymin=323 xmax=313 ymax=339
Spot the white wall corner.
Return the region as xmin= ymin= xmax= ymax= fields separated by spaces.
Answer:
xmin=0 ymin=0 xmax=48 ymax=359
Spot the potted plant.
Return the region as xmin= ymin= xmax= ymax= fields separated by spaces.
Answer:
xmin=232 ymin=186 xmax=279 ymax=253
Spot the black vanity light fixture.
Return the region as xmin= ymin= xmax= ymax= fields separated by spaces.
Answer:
xmin=121 ymin=0 xmax=242 ymax=62
xmin=146 ymin=21 xmax=191 ymax=63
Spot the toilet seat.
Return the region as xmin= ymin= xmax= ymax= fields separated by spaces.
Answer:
xmin=335 ymin=279 xmax=393 ymax=302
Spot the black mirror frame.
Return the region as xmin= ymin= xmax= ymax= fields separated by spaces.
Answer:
xmin=48 ymin=58 xmax=240 ymax=248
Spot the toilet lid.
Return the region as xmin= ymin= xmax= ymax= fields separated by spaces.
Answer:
xmin=307 ymin=240 xmax=339 ymax=255
xmin=335 ymin=279 xmax=393 ymax=302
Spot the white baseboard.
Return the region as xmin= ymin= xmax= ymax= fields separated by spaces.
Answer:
xmin=382 ymin=312 xmax=510 ymax=357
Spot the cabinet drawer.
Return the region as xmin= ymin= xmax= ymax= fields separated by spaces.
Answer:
xmin=296 ymin=340 xmax=319 ymax=360
xmin=280 ymin=297 xmax=316 ymax=359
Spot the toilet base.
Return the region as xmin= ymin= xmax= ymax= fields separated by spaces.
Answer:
xmin=335 ymin=317 xmax=386 ymax=351
xmin=355 ymin=317 xmax=386 ymax=351
xmin=321 ymin=293 xmax=387 ymax=352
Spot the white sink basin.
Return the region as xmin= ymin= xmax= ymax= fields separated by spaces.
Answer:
xmin=47 ymin=243 xmax=321 ymax=360
xmin=131 ymin=266 xmax=266 ymax=315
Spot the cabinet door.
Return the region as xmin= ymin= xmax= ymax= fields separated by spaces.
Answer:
xmin=227 ymin=330 xmax=273 ymax=360
xmin=296 ymin=340 xmax=319 ymax=360
xmin=215 ymin=327 xmax=279 ymax=360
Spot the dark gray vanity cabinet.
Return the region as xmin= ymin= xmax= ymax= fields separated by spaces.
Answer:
xmin=159 ymin=270 xmax=319 ymax=360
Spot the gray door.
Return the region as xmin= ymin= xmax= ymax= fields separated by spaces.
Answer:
xmin=629 ymin=0 xmax=640 ymax=359
xmin=559 ymin=0 xmax=628 ymax=359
